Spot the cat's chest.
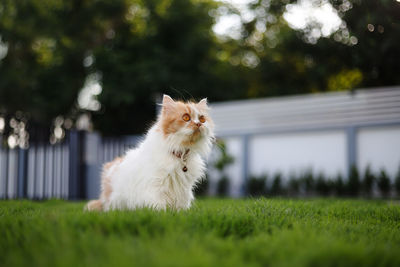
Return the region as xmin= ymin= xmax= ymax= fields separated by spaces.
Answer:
xmin=167 ymin=154 xmax=204 ymax=179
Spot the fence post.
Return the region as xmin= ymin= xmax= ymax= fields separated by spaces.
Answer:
xmin=346 ymin=126 xmax=357 ymax=178
xmin=68 ymin=130 xmax=85 ymax=200
xmin=84 ymin=132 xmax=101 ymax=200
xmin=241 ymin=134 xmax=250 ymax=196
xmin=0 ymin=142 xmax=7 ymax=199
xmin=17 ymin=148 xmax=27 ymax=198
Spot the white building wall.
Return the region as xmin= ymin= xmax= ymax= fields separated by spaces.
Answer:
xmin=357 ymin=126 xmax=400 ymax=178
xmin=207 ymin=87 xmax=400 ymax=194
xmin=248 ymin=131 xmax=347 ymax=179
xmin=223 ymin=137 xmax=244 ymax=197
xmin=207 ymin=137 xmax=243 ymax=197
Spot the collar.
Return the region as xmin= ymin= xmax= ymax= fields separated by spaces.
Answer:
xmin=172 ymin=148 xmax=190 ymax=161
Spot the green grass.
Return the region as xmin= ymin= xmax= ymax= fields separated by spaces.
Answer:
xmin=1 ymin=198 xmax=400 ymax=267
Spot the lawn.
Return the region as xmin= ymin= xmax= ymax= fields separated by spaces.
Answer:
xmin=1 ymin=198 xmax=400 ymax=267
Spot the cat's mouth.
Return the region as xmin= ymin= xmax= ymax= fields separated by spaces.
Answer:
xmin=191 ymin=129 xmax=201 ymax=138
xmin=182 ymin=129 xmax=202 ymax=146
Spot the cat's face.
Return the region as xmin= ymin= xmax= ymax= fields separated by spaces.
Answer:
xmin=160 ymin=95 xmax=214 ymax=146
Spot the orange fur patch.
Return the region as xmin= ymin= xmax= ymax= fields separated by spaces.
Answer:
xmin=161 ymin=101 xmax=192 ymax=135
xmin=86 ymin=200 xmax=103 ymax=211
xmin=101 ymin=156 xmax=124 ymax=202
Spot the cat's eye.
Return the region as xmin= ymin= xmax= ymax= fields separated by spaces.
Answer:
xmin=182 ymin=113 xmax=191 ymax=122
xmin=199 ymin=115 xmax=206 ymax=123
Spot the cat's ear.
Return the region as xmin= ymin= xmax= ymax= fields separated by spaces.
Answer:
xmin=197 ymin=98 xmax=209 ymax=110
xmin=163 ymin=94 xmax=174 ymax=105
xmin=162 ymin=94 xmax=175 ymax=112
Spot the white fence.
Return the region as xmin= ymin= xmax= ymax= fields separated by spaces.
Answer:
xmin=1 ymin=86 xmax=399 ymax=199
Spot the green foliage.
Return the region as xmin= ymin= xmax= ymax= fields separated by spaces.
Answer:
xmin=362 ymin=165 xmax=375 ymax=197
xmin=301 ymin=170 xmax=315 ymax=195
xmin=347 ymin=165 xmax=360 ymax=196
xmin=244 ymin=164 xmax=400 ymax=199
xmin=216 ymin=176 xmax=229 ymax=197
xmin=329 ymin=0 xmax=400 ymax=88
xmin=315 ymin=173 xmax=331 ymax=196
xmin=377 ymin=169 xmax=391 ymax=198
xmin=395 ymin=167 xmax=400 ymax=196
xmin=2 ymin=0 xmax=400 ymax=137
xmin=0 ymin=0 xmax=244 ymax=136
xmin=213 ymin=140 xmax=234 ymax=171
xmin=240 ymin=0 xmax=400 ymax=98
xmin=0 ymin=0 xmax=123 ymax=138
xmin=327 ymin=68 xmax=363 ymax=91
xmin=334 ymin=174 xmax=346 ymax=196
xmin=1 ymin=199 xmax=400 ymax=267
xmin=91 ymin=0 xmax=245 ymax=134
xmin=194 ymin=176 xmax=209 ymax=197
xmin=213 ymin=139 xmax=234 ymax=197
xmin=270 ymin=173 xmax=283 ymax=196
xmin=287 ymin=174 xmax=300 ymax=196
xmin=247 ymin=174 xmax=267 ymax=197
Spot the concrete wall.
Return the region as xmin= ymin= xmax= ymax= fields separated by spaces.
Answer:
xmin=249 ymin=130 xmax=347 ymax=178
xmin=212 ymin=125 xmax=400 ymax=196
xmin=357 ymin=126 xmax=400 ymax=178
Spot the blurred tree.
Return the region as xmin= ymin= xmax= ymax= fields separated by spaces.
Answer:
xmin=0 ymin=0 xmax=126 ymax=140
xmin=329 ymin=0 xmax=400 ymax=88
xmin=0 ymin=0 xmax=246 ymax=138
xmin=1 ymin=0 xmax=399 ymax=139
xmin=92 ymin=0 xmax=247 ymax=134
xmin=226 ymin=0 xmax=400 ymax=98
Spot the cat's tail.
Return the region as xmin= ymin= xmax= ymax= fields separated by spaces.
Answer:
xmin=85 ymin=200 xmax=103 ymax=211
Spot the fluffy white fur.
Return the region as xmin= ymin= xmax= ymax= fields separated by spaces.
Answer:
xmin=86 ymin=95 xmax=214 ymax=211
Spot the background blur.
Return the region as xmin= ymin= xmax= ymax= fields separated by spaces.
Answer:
xmin=0 ymin=0 xmax=399 ymax=199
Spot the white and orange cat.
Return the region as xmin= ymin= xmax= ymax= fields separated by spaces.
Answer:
xmin=85 ymin=95 xmax=214 ymax=211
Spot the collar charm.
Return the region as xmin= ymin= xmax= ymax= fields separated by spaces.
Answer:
xmin=172 ymin=149 xmax=190 ymax=172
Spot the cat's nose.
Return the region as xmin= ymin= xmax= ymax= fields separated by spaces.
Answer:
xmin=195 ymin=122 xmax=202 ymax=127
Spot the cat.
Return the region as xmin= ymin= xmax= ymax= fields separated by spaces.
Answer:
xmin=85 ymin=94 xmax=215 ymax=211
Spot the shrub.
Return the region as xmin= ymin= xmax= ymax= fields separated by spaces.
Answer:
xmin=247 ymin=175 xmax=267 ymax=197
xmin=301 ymin=170 xmax=315 ymax=195
xmin=347 ymin=165 xmax=360 ymax=196
xmin=194 ymin=176 xmax=209 ymax=196
xmin=213 ymin=140 xmax=234 ymax=171
xmin=315 ymin=173 xmax=330 ymax=196
xmin=362 ymin=165 xmax=375 ymax=197
xmin=217 ymin=176 xmax=230 ymax=196
xmin=270 ymin=173 xmax=283 ymax=196
xmin=377 ymin=169 xmax=391 ymax=198
xmin=395 ymin=166 xmax=400 ymax=197
xmin=334 ymin=174 xmax=346 ymax=196
xmin=287 ymin=174 xmax=300 ymax=196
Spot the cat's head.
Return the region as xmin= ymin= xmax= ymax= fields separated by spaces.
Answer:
xmin=159 ymin=95 xmax=215 ymax=150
